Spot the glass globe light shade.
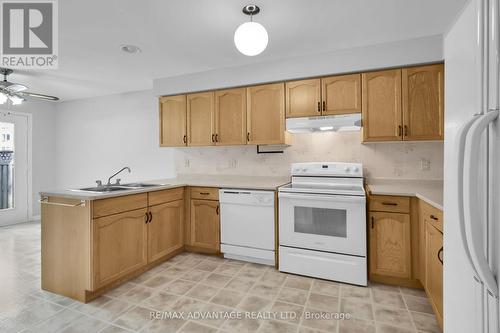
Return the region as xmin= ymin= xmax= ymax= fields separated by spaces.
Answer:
xmin=234 ymin=21 xmax=268 ymax=56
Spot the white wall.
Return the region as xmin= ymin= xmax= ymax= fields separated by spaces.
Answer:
xmin=2 ymin=100 xmax=58 ymax=217
xmin=175 ymin=132 xmax=443 ymax=180
xmin=154 ymin=35 xmax=443 ymax=95
xmin=55 ymin=90 xmax=176 ymax=189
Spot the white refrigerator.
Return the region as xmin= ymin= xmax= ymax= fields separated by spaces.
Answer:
xmin=445 ymin=0 xmax=500 ymax=332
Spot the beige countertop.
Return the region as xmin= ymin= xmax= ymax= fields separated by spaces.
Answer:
xmin=40 ymin=174 xmax=291 ymax=200
xmin=366 ymin=179 xmax=443 ymax=210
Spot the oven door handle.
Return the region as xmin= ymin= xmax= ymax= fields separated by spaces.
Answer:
xmin=278 ymin=192 xmax=366 ymax=203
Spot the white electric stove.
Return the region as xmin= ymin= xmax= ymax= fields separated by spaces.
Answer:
xmin=278 ymin=162 xmax=367 ymax=286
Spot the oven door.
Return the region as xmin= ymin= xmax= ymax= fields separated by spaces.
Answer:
xmin=279 ymin=192 xmax=366 ymax=256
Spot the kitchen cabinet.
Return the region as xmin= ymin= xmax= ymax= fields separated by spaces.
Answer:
xmin=402 ymin=64 xmax=444 ymax=141
xmin=425 ymin=220 xmax=443 ymax=327
xmin=92 ymin=208 xmax=149 ymax=289
xmin=148 ymin=199 xmax=184 ymax=263
xmin=285 ymin=78 xmax=321 ymax=118
xmin=189 ymin=187 xmax=220 ymax=252
xmin=362 ymin=69 xmax=402 ymax=142
xmin=187 ymin=92 xmax=215 ymax=146
xmin=159 ymin=95 xmax=187 ymax=147
xmin=285 ymin=74 xmax=361 ymax=118
xmin=369 ymin=211 xmax=411 ymax=279
xmin=215 ymin=88 xmax=247 ymax=145
xmin=321 ymin=73 xmax=361 ymax=115
xmin=246 ymin=83 xmax=286 ymax=145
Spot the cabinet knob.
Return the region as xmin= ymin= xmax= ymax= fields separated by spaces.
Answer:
xmin=216 ymin=205 xmax=220 ymax=215
xmin=212 ymin=134 xmax=215 ymax=143
xmin=247 ymin=132 xmax=250 ymax=142
xmin=317 ymin=102 xmax=321 ymax=112
xmin=183 ymin=135 xmax=187 ymax=144
xmin=398 ymin=125 xmax=403 ymax=137
xmin=430 ymin=215 xmax=439 ymax=221
xmin=437 ymin=246 xmax=443 ymax=264
xmin=322 ymin=101 xmax=326 ymax=111
xmin=404 ymin=125 xmax=409 ymax=136
xmin=382 ymin=202 xmax=398 ymax=206
xmin=215 ymin=134 xmax=219 ymax=142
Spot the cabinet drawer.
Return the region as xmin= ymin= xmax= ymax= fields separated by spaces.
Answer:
xmin=369 ymin=195 xmax=410 ymax=213
xmin=190 ymin=187 xmax=219 ymax=200
xmin=421 ymin=200 xmax=443 ymax=233
xmin=93 ymin=193 xmax=148 ymax=218
xmin=148 ymin=187 xmax=184 ymax=206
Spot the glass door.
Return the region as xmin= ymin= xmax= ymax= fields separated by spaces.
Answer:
xmin=0 ymin=112 xmax=28 ymax=225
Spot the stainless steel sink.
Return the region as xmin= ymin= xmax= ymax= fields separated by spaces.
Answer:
xmin=121 ymin=183 xmax=164 ymax=188
xmin=76 ymin=186 xmax=132 ymax=193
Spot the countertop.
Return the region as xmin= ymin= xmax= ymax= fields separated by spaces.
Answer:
xmin=40 ymin=174 xmax=291 ymax=200
xmin=366 ymin=179 xmax=443 ymax=210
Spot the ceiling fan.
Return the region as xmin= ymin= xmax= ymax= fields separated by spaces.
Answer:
xmin=0 ymin=68 xmax=59 ymax=105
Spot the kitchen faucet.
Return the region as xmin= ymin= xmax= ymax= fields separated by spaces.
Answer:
xmin=95 ymin=167 xmax=131 ymax=187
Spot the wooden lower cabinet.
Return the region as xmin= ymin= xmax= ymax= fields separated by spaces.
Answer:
xmin=369 ymin=211 xmax=411 ymax=279
xmin=148 ymin=200 xmax=184 ymax=263
xmin=92 ymin=208 xmax=149 ymax=289
xmin=190 ymin=199 xmax=220 ymax=252
xmin=425 ymin=217 xmax=444 ymax=327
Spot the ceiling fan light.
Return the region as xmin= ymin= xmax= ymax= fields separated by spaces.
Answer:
xmin=234 ymin=21 xmax=268 ymax=56
xmin=9 ymin=95 xmax=24 ymax=105
xmin=0 ymin=92 xmax=7 ymax=104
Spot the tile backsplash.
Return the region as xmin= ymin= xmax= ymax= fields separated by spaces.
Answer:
xmin=174 ymin=132 xmax=443 ymax=180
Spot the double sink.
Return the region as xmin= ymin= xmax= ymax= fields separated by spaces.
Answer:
xmin=73 ymin=183 xmax=165 ymax=193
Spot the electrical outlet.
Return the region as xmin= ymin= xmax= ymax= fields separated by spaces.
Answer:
xmin=229 ymin=159 xmax=238 ymax=168
xmin=420 ymin=158 xmax=431 ymax=171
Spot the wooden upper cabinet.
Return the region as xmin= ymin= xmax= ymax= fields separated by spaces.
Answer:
xmin=322 ymin=74 xmax=361 ymax=115
xmin=187 ymin=92 xmax=215 ymax=146
xmin=159 ymin=95 xmax=187 ymax=147
xmin=92 ymin=208 xmax=148 ymax=289
xmin=285 ymin=79 xmax=321 ymax=118
xmin=215 ymin=88 xmax=247 ymax=145
xmin=247 ymin=83 xmax=285 ymax=145
xmin=148 ymin=200 xmax=184 ymax=263
xmin=369 ymin=211 xmax=411 ymax=279
xmin=402 ymin=64 xmax=444 ymax=141
xmin=190 ymin=199 xmax=220 ymax=251
xmin=362 ymin=69 xmax=402 ymax=142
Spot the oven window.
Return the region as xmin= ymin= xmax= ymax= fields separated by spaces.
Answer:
xmin=294 ymin=206 xmax=347 ymax=238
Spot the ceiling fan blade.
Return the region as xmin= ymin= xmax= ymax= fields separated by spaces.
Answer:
xmin=21 ymin=91 xmax=59 ymax=101
xmin=0 ymin=81 xmax=28 ymax=92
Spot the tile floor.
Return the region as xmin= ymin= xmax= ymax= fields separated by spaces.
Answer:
xmin=0 ymin=222 xmax=442 ymax=333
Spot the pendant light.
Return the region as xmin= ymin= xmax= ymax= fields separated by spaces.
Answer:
xmin=234 ymin=5 xmax=268 ymax=56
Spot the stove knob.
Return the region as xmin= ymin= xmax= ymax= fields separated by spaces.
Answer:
xmin=344 ymin=167 xmax=351 ymax=172
xmin=353 ymin=166 xmax=359 ymax=172
xmin=302 ymin=168 xmax=308 ymax=172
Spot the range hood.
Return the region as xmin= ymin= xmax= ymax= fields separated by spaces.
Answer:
xmin=286 ymin=113 xmax=362 ymax=133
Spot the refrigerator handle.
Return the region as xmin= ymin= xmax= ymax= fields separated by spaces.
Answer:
xmin=457 ymin=114 xmax=482 ymax=278
xmin=464 ymin=110 xmax=500 ymax=297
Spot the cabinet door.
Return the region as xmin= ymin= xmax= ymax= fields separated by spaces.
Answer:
xmin=285 ymin=78 xmax=321 ymax=118
xmin=321 ymin=74 xmax=361 ymax=115
xmin=187 ymin=92 xmax=215 ymax=146
xmin=93 ymin=208 xmax=148 ymax=289
xmin=215 ymin=88 xmax=247 ymax=145
xmin=247 ymin=83 xmax=285 ymax=145
xmin=402 ymin=64 xmax=444 ymax=141
xmin=148 ymin=200 xmax=184 ymax=263
xmin=426 ymin=223 xmax=443 ymax=323
xmin=159 ymin=95 xmax=187 ymax=147
xmin=190 ymin=199 xmax=220 ymax=251
xmin=362 ymin=69 xmax=402 ymax=142
xmin=369 ymin=212 xmax=411 ymax=278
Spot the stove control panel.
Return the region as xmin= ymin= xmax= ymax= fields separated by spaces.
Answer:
xmin=291 ymin=162 xmax=363 ymax=177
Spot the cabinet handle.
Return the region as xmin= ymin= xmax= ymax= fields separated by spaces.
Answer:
xmin=317 ymin=102 xmax=321 ymax=113
xmin=371 ymin=216 xmax=374 ymax=229
xmin=322 ymin=101 xmax=326 ymax=111
xmin=437 ymin=246 xmax=443 ymax=265
xmin=199 ymin=192 xmax=210 ymax=195
xmin=430 ymin=215 xmax=439 ymax=221
xmin=215 ymin=134 xmax=219 ymax=142
xmin=212 ymin=134 xmax=215 ymax=143
xmin=247 ymin=132 xmax=250 ymax=142
xmin=216 ymin=205 xmax=220 ymax=215
xmin=382 ymin=202 xmax=398 ymax=206
xmin=183 ymin=135 xmax=187 ymax=144
xmin=404 ymin=125 xmax=408 ymax=136
xmin=144 ymin=212 xmax=149 ymax=224
xmin=398 ymin=125 xmax=402 ymax=137
xmin=149 ymin=212 xmax=152 ymax=223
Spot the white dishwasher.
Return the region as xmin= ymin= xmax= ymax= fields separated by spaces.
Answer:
xmin=219 ymin=189 xmax=275 ymax=265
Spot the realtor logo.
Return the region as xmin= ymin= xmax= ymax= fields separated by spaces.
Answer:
xmin=0 ymin=0 xmax=58 ymax=69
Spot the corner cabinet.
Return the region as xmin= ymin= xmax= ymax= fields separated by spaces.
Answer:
xmin=247 ymin=83 xmax=286 ymax=145
xmin=159 ymin=95 xmax=187 ymax=147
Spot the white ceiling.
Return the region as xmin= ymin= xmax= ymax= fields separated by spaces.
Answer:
xmin=7 ymin=0 xmax=467 ymax=101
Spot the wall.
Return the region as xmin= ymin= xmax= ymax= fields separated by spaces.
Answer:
xmin=54 ymin=90 xmax=176 ymax=189
xmin=2 ymin=100 xmax=58 ymax=218
xmin=175 ymin=132 xmax=444 ymax=180
xmin=154 ymin=35 xmax=443 ymax=96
